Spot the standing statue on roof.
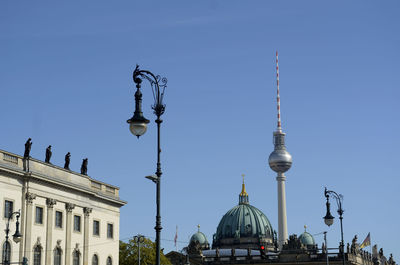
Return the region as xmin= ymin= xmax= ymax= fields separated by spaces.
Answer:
xmin=24 ymin=138 xmax=32 ymax=158
xmin=81 ymin=158 xmax=88 ymax=175
xmin=45 ymin=145 xmax=52 ymax=163
xmin=64 ymin=152 xmax=71 ymax=170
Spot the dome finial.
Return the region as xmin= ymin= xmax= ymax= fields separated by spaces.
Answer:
xmin=197 ymin=224 xmax=200 ymax=232
xmin=239 ymin=174 xmax=249 ymax=204
xmin=304 ymin=225 xmax=307 ymax=232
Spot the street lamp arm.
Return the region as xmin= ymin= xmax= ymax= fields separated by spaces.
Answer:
xmin=6 ymin=210 xmax=21 ymax=231
xmin=325 ymin=188 xmax=344 ymax=214
xmin=133 ymin=65 xmax=167 ymax=116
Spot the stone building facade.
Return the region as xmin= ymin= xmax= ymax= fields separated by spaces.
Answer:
xmin=0 ymin=149 xmax=126 ymax=265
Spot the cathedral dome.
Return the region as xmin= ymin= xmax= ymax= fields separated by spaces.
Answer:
xmin=212 ymin=178 xmax=275 ymax=250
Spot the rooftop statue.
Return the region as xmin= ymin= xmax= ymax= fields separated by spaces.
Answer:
xmin=351 ymin=235 xmax=360 ymax=254
xmin=64 ymin=152 xmax=71 ymax=170
xmin=24 ymin=138 xmax=32 ymax=158
xmin=81 ymin=158 xmax=88 ymax=175
xmin=45 ymin=145 xmax=52 ymax=163
xmin=372 ymin=244 xmax=378 ymax=258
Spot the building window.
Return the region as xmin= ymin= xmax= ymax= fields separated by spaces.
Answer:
xmin=106 ymin=257 xmax=112 ymax=265
xmin=33 ymin=246 xmax=42 ymax=265
xmin=55 ymin=211 xmax=63 ymax=228
xmin=4 ymin=200 xmax=13 ymax=218
xmin=74 ymin=215 xmax=81 ymax=232
xmin=93 ymin=221 xmax=100 ymax=236
xmin=92 ymin=255 xmax=98 ymax=265
xmin=107 ymin=223 xmax=113 ymax=238
xmin=2 ymin=241 xmax=11 ymax=265
xmin=35 ymin=207 xmax=44 ymax=224
xmin=54 ymin=248 xmax=61 ymax=265
xmin=73 ymin=251 xmax=80 ymax=265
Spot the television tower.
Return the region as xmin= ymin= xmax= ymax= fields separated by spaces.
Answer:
xmin=268 ymin=51 xmax=292 ymax=249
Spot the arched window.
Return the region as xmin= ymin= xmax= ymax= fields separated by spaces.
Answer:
xmin=92 ymin=255 xmax=98 ymax=265
xmin=73 ymin=251 xmax=80 ymax=265
xmin=106 ymin=256 xmax=112 ymax=265
xmin=33 ymin=246 xmax=42 ymax=265
xmin=54 ymin=248 xmax=62 ymax=265
xmin=2 ymin=241 xmax=11 ymax=265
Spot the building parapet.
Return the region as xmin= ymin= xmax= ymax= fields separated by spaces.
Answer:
xmin=0 ymin=149 xmax=124 ymax=203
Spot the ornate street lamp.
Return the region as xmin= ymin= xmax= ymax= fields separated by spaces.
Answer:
xmin=127 ymin=65 xmax=167 ymax=265
xmin=323 ymin=187 xmax=345 ymax=265
xmin=133 ymin=235 xmax=145 ymax=265
xmin=3 ymin=210 xmax=23 ymax=265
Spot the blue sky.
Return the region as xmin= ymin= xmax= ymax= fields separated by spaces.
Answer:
xmin=1 ymin=0 xmax=399 ymax=260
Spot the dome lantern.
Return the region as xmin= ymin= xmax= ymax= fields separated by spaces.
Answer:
xmin=239 ymin=174 xmax=249 ymax=205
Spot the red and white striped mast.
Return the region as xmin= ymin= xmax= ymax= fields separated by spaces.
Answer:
xmin=276 ymin=51 xmax=282 ymax=132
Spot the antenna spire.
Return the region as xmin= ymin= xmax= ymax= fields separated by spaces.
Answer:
xmin=276 ymin=51 xmax=282 ymax=132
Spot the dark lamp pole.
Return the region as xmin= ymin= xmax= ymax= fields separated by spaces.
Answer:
xmin=127 ymin=64 xmax=167 ymax=265
xmin=323 ymin=187 xmax=345 ymax=265
xmin=4 ymin=210 xmax=22 ymax=265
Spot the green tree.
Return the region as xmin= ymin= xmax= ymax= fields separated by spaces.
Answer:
xmin=120 ymin=237 xmax=172 ymax=265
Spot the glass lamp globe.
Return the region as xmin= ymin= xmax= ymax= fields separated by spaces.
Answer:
xmin=129 ymin=121 xmax=148 ymax=138
xmin=324 ymin=216 xmax=334 ymax=227
xmin=13 ymin=232 xmax=22 ymax=243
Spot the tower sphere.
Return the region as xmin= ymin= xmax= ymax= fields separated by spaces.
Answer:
xmin=268 ymin=149 xmax=292 ymax=173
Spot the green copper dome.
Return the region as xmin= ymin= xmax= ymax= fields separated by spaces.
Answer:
xmin=212 ymin=179 xmax=275 ymax=250
xmin=298 ymin=226 xmax=315 ymax=246
xmin=215 ymin=204 xmax=273 ymax=239
xmin=190 ymin=231 xmax=209 ymax=246
xmin=189 ymin=225 xmax=210 ymax=250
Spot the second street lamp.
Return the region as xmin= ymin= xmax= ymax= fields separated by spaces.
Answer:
xmin=127 ymin=64 xmax=167 ymax=265
xmin=323 ymin=187 xmax=345 ymax=265
xmin=3 ymin=210 xmax=23 ymax=265
xmin=133 ymin=235 xmax=145 ymax=265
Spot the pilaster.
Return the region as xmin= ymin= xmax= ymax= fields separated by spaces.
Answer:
xmin=45 ymin=198 xmax=57 ymax=265
xmin=83 ymin=207 xmax=92 ymax=265
xmin=24 ymin=192 xmax=36 ymax=263
xmin=65 ymin=203 xmax=75 ymax=265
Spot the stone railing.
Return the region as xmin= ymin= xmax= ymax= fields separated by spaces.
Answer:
xmin=1 ymin=149 xmax=119 ymax=198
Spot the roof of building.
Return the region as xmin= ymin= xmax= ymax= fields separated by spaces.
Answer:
xmin=0 ymin=149 xmax=126 ymax=207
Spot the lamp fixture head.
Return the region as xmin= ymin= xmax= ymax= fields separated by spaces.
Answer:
xmin=127 ymin=83 xmax=150 ymax=138
xmin=145 ymin=175 xmax=159 ymax=183
xmin=323 ymin=200 xmax=335 ymax=227
xmin=12 ymin=212 xmax=22 ymax=243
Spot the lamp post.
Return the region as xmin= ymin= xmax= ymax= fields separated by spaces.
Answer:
xmin=127 ymin=65 xmax=167 ymax=265
xmin=133 ymin=235 xmax=145 ymax=265
xmin=3 ymin=210 xmax=22 ymax=265
xmin=323 ymin=187 xmax=345 ymax=265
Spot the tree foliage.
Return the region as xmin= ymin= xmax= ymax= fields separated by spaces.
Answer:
xmin=120 ymin=237 xmax=172 ymax=265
